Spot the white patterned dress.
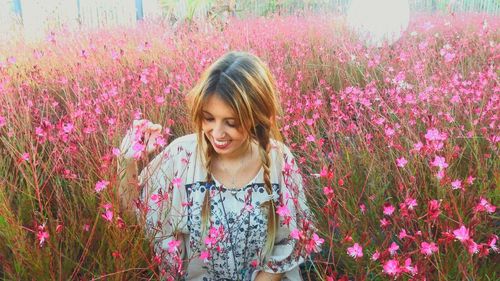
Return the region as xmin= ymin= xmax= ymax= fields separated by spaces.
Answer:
xmin=138 ymin=134 xmax=310 ymax=281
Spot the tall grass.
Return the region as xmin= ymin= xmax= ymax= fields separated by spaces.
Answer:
xmin=0 ymin=12 xmax=498 ymax=280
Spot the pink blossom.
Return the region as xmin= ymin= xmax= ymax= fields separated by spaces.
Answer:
xmin=323 ymin=186 xmax=333 ymax=195
xmin=474 ymin=197 xmax=496 ymax=214
xmin=466 ymin=175 xmax=475 ymax=185
xmin=102 ymin=209 xmax=113 ymax=222
xmin=420 ymin=241 xmax=438 ymax=256
xmin=21 ymin=152 xmax=30 ymax=162
xmin=383 ymin=203 xmax=395 ymax=216
xmin=290 ymin=228 xmax=301 ymax=240
xmin=380 ymin=218 xmax=391 ymax=228
xmin=347 ymin=243 xmax=363 ymax=259
xmin=388 ymin=242 xmax=399 ymax=256
xmin=425 ymin=128 xmax=447 ymax=142
xmin=464 ymin=239 xmax=479 ymax=255
xmin=204 ymin=236 xmax=217 ymax=248
xmin=403 ymin=258 xmax=417 ymax=275
xmin=404 ymin=197 xmax=417 ymax=210
xmin=37 ymin=224 xmax=49 ymax=247
xmin=487 ymin=235 xmax=498 ymax=252
xmin=453 ymin=225 xmax=470 ymax=242
xmin=250 ymin=259 xmax=259 ymax=267
xmin=306 ymin=135 xmax=315 ymax=142
xmin=62 ymin=122 xmax=74 ymax=133
xmin=398 ymin=229 xmax=408 ymax=239
xmin=396 ymin=157 xmax=407 ymax=168
xmin=276 ymin=204 xmax=290 ymax=217
xmin=383 ymin=259 xmax=400 ymax=276
xmin=172 ymin=177 xmax=182 ymax=187
xmin=371 ymin=251 xmax=380 ymax=261
xmin=112 ymin=148 xmax=121 ymax=156
xmin=0 ymin=116 xmax=5 ymax=127
xmin=451 ymin=179 xmax=462 ymax=190
xmin=430 ymin=155 xmax=448 ymax=169
xmin=167 ymin=239 xmax=182 ymax=253
xmin=199 ymin=250 xmax=211 ymax=263
xmin=413 ymin=141 xmax=423 ymax=152
xmin=359 ymin=204 xmax=366 ymax=214
xmin=312 ymin=233 xmax=324 ymax=248
xmin=95 ymin=180 xmax=109 ymax=193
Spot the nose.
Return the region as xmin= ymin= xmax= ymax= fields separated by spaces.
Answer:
xmin=212 ymin=122 xmax=226 ymax=138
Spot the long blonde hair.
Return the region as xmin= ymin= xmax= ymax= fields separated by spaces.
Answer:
xmin=187 ymin=51 xmax=283 ymax=257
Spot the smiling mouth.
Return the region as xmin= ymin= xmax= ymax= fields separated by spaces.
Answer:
xmin=213 ymin=139 xmax=231 ymax=148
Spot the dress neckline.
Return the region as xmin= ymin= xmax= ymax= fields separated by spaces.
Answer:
xmin=212 ymin=166 xmax=263 ymax=194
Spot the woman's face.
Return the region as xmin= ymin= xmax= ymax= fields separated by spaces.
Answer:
xmin=201 ymin=94 xmax=249 ymax=159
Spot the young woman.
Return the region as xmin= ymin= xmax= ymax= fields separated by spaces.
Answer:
xmin=118 ymin=51 xmax=312 ymax=281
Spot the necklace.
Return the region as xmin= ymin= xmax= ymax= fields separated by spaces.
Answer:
xmin=217 ymin=149 xmax=253 ymax=193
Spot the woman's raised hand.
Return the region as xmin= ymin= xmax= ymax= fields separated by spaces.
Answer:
xmin=119 ymin=119 xmax=164 ymax=160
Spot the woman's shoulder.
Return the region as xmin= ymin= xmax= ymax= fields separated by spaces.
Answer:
xmin=269 ymin=138 xmax=294 ymax=159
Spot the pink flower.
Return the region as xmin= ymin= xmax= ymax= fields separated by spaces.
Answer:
xmin=466 ymin=176 xmax=475 ymax=185
xmin=371 ymin=251 xmax=380 ymax=261
xmin=290 ymin=229 xmax=301 ymax=240
xmin=306 ymin=135 xmax=315 ymax=142
xmin=420 ymin=241 xmax=438 ymax=256
xmin=250 ymin=259 xmax=259 ymax=267
xmin=383 ymin=259 xmax=400 ymax=276
xmin=398 ymin=229 xmax=408 ymax=239
xmin=276 ymin=204 xmax=290 ymax=217
xmin=388 ymin=242 xmax=399 ymax=256
xmin=453 ymin=225 xmax=470 ymax=242
xmin=167 ymin=239 xmax=182 ymax=253
xmin=204 ymin=236 xmax=217 ymax=248
xmin=172 ymin=177 xmax=182 ymax=187
xmin=95 ymin=180 xmax=109 ymax=193
xmin=62 ymin=122 xmax=74 ymax=133
xmin=312 ymin=233 xmax=324 ymax=247
xmin=451 ymin=179 xmax=462 ymax=190
xmin=323 ymin=186 xmax=333 ymax=195
xmin=112 ymin=148 xmax=121 ymax=156
xmin=413 ymin=141 xmax=423 ymax=152
xmin=425 ymin=128 xmax=446 ymax=142
xmin=403 ymin=258 xmax=417 ymax=275
xmin=383 ymin=203 xmax=395 ymax=216
xmin=380 ymin=218 xmax=391 ymax=228
xmin=199 ymin=250 xmax=211 ymax=263
xmin=0 ymin=116 xmax=6 ymax=127
xmin=347 ymin=243 xmax=363 ymax=259
xmin=306 ymin=233 xmax=324 ymax=254
xmin=474 ymin=197 xmax=496 ymax=214
xmin=21 ymin=152 xmax=30 ymax=162
xmin=487 ymin=235 xmax=498 ymax=252
xmin=430 ymin=155 xmax=448 ymax=169
xmin=101 ymin=207 xmax=113 ymax=222
xmin=464 ymin=239 xmax=478 ymax=255
xmin=37 ymin=224 xmax=49 ymax=247
xmin=396 ymin=157 xmax=407 ymax=168
xmin=359 ymin=204 xmax=366 ymax=214
xmin=404 ymin=197 xmax=417 ymax=210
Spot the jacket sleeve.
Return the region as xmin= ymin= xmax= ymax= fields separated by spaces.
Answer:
xmin=138 ymin=142 xmax=189 ymax=270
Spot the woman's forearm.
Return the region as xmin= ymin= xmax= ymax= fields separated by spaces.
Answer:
xmin=117 ymin=157 xmax=139 ymax=215
xmin=254 ymin=271 xmax=284 ymax=281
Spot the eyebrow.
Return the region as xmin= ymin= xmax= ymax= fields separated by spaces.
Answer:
xmin=202 ymin=110 xmax=237 ymax=120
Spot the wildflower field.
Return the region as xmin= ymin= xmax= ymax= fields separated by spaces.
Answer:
xmin=0 ymin=12 xmax=498 ymax=280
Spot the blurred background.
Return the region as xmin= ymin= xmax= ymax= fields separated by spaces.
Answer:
xmin=1 ymin=0 xmax=499 ymax=42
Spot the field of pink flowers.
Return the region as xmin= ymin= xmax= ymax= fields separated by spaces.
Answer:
xmin=0 ymin=12 xmax=498 ymax=280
